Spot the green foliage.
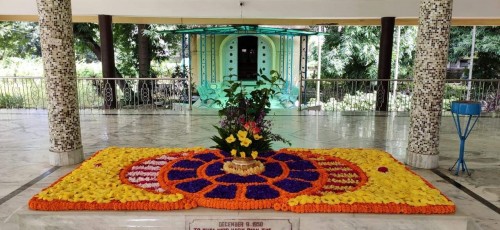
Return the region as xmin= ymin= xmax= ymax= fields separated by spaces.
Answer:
xmin=321 ymin=26 xmax=380 ymax=79
xmin=211 ymin=70 xmax=290 ymax=157
xmin=448 ymin=26 xmax=500 ymax=79
xmin=474 ymin=52 xmax=500 ymax=79
xmin=0 ymin=93 xmax=24 ymax=108
xmin=75 ymin=62 xmax=102 ymax=77
xmin=0 ymin=57 xmax=43 ymax=76
xmin=443 ymin=83 xmax=466 ymax=100
xmin=112 ymin=24 xmax=181 ymax=77
xmin=73 ymin=23 xmax=100 ymax=63
xmin=393 ymin=26 xmax=418 ymax=79
xmin=73 ymin=23 xmax=182 ymax=78
xmin=0 ymin=22 xmax=40 ymax=59
xmin=319 ymin=26 xmax=417 ymax=80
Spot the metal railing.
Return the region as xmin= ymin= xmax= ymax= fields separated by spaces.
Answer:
xmin=1 ymin=76 xmax=499 ymax=113
xmin=0 ymin=76 xmax=192 ymax=111
xmin=300 ymin=78 xmax=500 ymax=112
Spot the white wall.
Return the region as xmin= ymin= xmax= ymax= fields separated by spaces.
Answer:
xmin=1 ymin=0 xmax=499 ymax=19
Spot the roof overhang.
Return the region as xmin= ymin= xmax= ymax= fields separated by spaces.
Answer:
xmin=163 ymin=25 xmax=323 ymax=36
xmin=1 ymin=0 xmax=500 ymax=25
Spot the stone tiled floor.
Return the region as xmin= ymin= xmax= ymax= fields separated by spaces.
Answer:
xmin=0 ymin=109 xmax=498 ymax=229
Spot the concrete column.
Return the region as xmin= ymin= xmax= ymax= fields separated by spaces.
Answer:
xmin=406 ymin=0 xmax=453 ymax=169
xmin=376 ymin=17 xmax=395 ymax=112
xmin=37 ymin=0 xmax=83 ymax=166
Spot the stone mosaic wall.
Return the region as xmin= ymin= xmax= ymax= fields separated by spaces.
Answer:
xmin=407 ymin=0 xmax=453 ymax=169
xmin=37 ymin=0 xmax=83 ymax=165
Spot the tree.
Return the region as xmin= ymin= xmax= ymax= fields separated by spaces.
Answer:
xmin=448 ymin=26 xmax=500 ymax=79
xmin=73 ymin=23 xmax=182 ymax=104
xmin=319 ymin=25 xmax=417 ymax=80
xmin=321 ymin=26 xmax=381 ymax=79
xmin=0 ymin=21 xmax=40 ymax=59
xmin=73 ymin=23 xmax=132 ymax=93
xmin=137 ymin=24 xmax=153 ymax=103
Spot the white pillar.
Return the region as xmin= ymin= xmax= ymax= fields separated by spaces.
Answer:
xmin=466 ymin=26 xmax=476 ymax=101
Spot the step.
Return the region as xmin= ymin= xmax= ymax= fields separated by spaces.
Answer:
xmin=15 ymin=206 xmax=471 ymax=230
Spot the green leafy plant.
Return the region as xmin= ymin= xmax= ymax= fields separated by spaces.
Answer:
xmin=0 ymin=93 xmax=24 ymax=108
xmin=211 ymin=70 xmax=291 ymax=158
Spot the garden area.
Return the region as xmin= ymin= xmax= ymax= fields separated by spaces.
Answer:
xmin=0 ymin=22 xmax=499 ymax=111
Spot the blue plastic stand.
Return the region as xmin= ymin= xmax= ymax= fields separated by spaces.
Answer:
xmin=449 ymin=101 xmax=481 ymax=176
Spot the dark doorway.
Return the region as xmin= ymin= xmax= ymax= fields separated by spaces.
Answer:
xmin=238 ymin=36 xmax=258 ymax=81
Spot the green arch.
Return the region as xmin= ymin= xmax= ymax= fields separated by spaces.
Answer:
xmin=219 ymin=34 xmax=277 ymax=82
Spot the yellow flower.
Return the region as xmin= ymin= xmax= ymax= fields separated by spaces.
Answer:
xmin=240 ymin=138 xmax=252 ymax=147
xmin=237 ymin=130 xmax=248 ymax=140
xmin=240 ymin=152 xmax=246 ymax=158
xmin=253 ymin=134 xmax=263 ymax=140
xmin=251 ymin=151 xmax=258 ymax=159
xmin=225 ymin=134 xmax=236 ymax=143
xmin=230 ymin=149 xmax=237 ymax=156
xmin=288 ymin=199 xmax=299 ymax=206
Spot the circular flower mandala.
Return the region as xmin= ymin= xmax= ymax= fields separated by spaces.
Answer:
xmin=121 ymin=149 xmax=367 ymax=210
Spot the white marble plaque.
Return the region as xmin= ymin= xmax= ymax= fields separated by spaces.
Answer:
xmin=188 ymin=218 xmax=293 ymax=230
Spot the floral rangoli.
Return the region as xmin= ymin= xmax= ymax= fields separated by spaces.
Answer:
xmin=29 ymin=147 xmax=455 ymax=214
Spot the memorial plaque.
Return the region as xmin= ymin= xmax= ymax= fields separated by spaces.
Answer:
xmin=187 ymin=218 xmax=294 ymax=230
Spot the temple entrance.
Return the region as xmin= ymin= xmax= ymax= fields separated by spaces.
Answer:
xmin=237 ymin=36 xmax=258 ymax=81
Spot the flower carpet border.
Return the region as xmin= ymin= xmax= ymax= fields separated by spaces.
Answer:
xmin=29 ymin=147 xmax=455 ymax=214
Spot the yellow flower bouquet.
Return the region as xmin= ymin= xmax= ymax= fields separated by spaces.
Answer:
xmin=211 ymin=70 xmax=290 ymax=174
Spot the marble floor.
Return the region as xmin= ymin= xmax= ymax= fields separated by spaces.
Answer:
xmin=0 ymin=108 xmax=498 ymax=229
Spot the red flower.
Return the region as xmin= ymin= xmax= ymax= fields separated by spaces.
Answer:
xmin=244 ymin=121 xmax=260 ymax=134
xmin=252 ymin=127 xmax=261 ymax=134
xmin=378 ymin=166 xmax=388 ymax=173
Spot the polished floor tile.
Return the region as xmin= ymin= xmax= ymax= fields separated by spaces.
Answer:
xmin=0 ymin=109 xmax=499 ymax=229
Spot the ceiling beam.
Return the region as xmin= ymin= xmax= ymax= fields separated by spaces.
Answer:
xmin=2 ymin=15 xmax=500 ymax=26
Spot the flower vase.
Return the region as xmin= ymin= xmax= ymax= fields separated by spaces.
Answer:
xmin=223 ymin=156 xmax=265 ymax=176
xmin=232 ymin=157 xmax=258 ymax=169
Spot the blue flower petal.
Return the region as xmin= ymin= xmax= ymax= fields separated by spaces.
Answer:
xmin=176 ymin=179 xmax=212 ymax=193
xmin=193 ymin=153 xmax=220 ymax=162
xmin=286 ymin=160 xmax=316 ymax=170
xmin=172 ymin=160 xmax=204 ymax=169
xmin=246 ymin=185 xmax=280 ymax=200
xmin=204 ymin=185 xmax=237 ymax=199
xmin=272 ymin=153 xmax=303 ymax=161
xmin=274 ymin=179 xmax=312 ymax=193
xmin=167 ymin=169 xmax=197 ymax=180
xmin=216 ymin=174 xmax=266 ymax=183
xmin=289 ymin=170 xmax=320 ymax=181
xmin=205 ymin=162 xmax=224 ymax=176
xmin=261 ymin=162 xmax=283 ymax=178
xmin=257 ymin=151 xmax=276 ymax=158
xmin=219 ymin=150 xmax=232 ymax=157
